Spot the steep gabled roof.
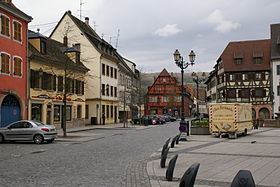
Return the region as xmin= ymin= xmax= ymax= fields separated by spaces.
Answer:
xmin=219 ymin=39 xmax=271 ymax=72
xmin=271 ymin=24 xmax=280 ymax=60
xmin=158 ymin=68 xmax=170 ymax=77
xmin=50 ymin=11 xmax=122 ymax=63
xmin=0 ymin=1 xmax=32 ymax=22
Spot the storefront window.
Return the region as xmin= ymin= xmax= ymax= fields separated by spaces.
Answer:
xmin=53 ymin=105 xmax=60 ymax=121
xmin=77 ymin=105 xmax=82 ymax=119
xmin=31 ymin=104 xmax=42 ymax=122
xmin=66 ymin=106 xmax=72 ymax=121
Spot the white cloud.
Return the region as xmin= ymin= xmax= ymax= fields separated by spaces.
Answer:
xmin=205 ymin=9 xmax=240 ymax=33
xmin=154 ymin=24 xmax=182 ymax=37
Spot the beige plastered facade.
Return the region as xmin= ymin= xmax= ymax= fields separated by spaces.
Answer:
xmin=50 ymin=14 xmax=119 ymax=124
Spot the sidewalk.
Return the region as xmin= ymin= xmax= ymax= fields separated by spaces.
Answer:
xmin=147 ymin=128 xmax=280 ymax=187
xmin=55 ymin=123 xmax=152 ymax=142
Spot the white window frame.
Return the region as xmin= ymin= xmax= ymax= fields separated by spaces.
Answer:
xmin=0 ymin=51 xmax=11 ymax=76
xmin=0 ymin=13 xmax=11 ymax=39
xmin=12 ymin=20 xmax=22 ymax=43
xmin=12 ymin=55 xmax=22 ymax=78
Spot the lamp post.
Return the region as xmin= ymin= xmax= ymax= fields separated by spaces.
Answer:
xmin=191 ymin=72 xmax=206 ymax=118
xmin=173 ymin=49 xmax=195 ymax=136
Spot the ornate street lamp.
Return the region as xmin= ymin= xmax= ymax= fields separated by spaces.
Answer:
xmin=173 ymin=49 xmax=195 ymax=136
xmin=192 ymin=72 xmax=206 ymax=118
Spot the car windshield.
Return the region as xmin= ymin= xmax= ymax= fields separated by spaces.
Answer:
xmin=33 ymin=121 xmax=45 ymax=126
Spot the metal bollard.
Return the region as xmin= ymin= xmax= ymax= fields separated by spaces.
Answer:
xmin=160 ymin=147 xmax=170 ymax=168
xmin=179 ymin=163 xmax=200 ymax=187
xmin=166 ymin=154 xmax=178 ymax=181
xmin=231 ymin=170 xmax=256 ymax=187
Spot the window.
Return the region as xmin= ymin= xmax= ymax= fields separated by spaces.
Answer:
xmin=163 ymin=96 xmax=169 ymax=102
xmin=13 ymin=20 xmax=22 ymax=42
xmin=111 ymin=105 xmax=113 ymax=118
xmin=277 ymin=65 xmax=280 ymax=75
xmin=31 ymin=104 xmax=42 ymax=122
xmin=110 ymin=85 xmax=113 ymax=96
xmin=175 ymin=96 xmax=181 ymax=102
xmin=102 ymin=84 xmax=105 ymax=95
xmin=77 ymin=105 xmax=82 ymax=119
xmin=106 ymin=84 xmax=109 ymax=96
xmin=58 ymin=76 xmax=63 ymax=92
xmin=278 ymin=86 xmax=280 ymax=96
xmin=106 ymin=105 xmax=109 ymax=118
xmin=42 ymin=72 xmax=52 ymax=90
xmin=239 ymin=89 xmax=250 ymax=98
xmin=66 ymin=78 xmax=74 ymax=94
xmin=242 ymin=74 xmax=248 ymax=81
xmin=85 ymin=105 xmax=89 ymax=119
xmin=255 ymin=73 xmax=262 ymax=80
xmin=229 ymin=74 xmax=235 ymax=81
xmin=156 ymin=87 xmax=162 ymax=91
xmin=52 ymin=75 xmax=56 ymax=91
xmin=163 ymin=78 xmax=166 ymax=82
xmin=254 ymin=57 xmax=262 ymax=64
xmin=30 ymin=69 xmax=41 ymax=89
xmin=235 ymin=58 xmax=242 ymax=65
xmin=114 ymin=68 xmax=117 ymax=79
xmin=1 ymin=53 xmax=10 ymax=74
xmin=106 ymin=65 xmax=109 ymax=76
xmin=149 ymin=96 xmax=157 ymax=102
xmin=227 ymin=89 xmax=236 ymax=98
xmin=102 ymin=64 xmax=105 ymax=75
xmin=1 ymin=14 xmax=10 ymax=37
xmin=254 ymin=88 xmax=266 ymax=98
xmin=76 ymin=80 xmax=83 ymax=95
xmin=114 ymin=87 xmax=117 ymax=97
xmin=66 ymin=106 xmax=72 ymax=121
xmin=110 ymin=67 xmax=113 ymax=78
xmin=53 ymin=105 xmax=60 ymax=121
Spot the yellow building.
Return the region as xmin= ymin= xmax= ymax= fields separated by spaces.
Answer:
xmin=28 ymin=31 xmax=89 ymax=129
xmin=50 ymin=11 xmax=122 ymax=124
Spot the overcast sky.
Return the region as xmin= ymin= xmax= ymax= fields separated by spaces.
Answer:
xmin=14 ymin=0 xmax=280 ymax=73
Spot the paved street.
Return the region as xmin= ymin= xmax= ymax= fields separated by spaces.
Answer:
xmin=0 ymin=122 xmax=179 ymax=187
xmin=147 ymin=128 xmax=280 ymax=187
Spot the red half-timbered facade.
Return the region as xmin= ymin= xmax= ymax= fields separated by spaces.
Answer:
xmin=144 ymin=69 xmax=193 ymax=117
xmin=0 ymin=1 xmax=32 ymax=127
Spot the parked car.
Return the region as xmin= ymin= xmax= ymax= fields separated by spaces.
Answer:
xmin=141 ymin=115 xmax=159 ymax=125
xmin=163 ymin=114 xmax=177 ymax=122
xmin=0 ymin=120 xmax=57 ymax=144
xmin=157 ymin=115 xmax=166 ymax=124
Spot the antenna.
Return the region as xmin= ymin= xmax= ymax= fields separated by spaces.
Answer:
xmin=115 ymin=29 xmax=120 ymax=49
xmin=79 ymin=0 xmax=86 ymax=20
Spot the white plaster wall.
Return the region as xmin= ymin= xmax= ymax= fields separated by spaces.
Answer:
xmin=272 ymin=59 xmax=280 ymax=115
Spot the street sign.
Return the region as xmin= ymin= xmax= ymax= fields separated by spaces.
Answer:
xmin=179 ymin=125 xmax=186 ymax=132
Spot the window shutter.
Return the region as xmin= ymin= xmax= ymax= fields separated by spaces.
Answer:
xmin=262 ymin=89 xmax=266 ymax=97
xmin=238 ymin=90 xmax=241 ymax=98
xmin=53 ymin=75 xmax=56 ymax=91
xmin=82 ymin=81 xmax=84 ymax=95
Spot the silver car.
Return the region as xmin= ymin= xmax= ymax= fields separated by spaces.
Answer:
xmin=0 ymin=120 xmax=57 ymax=144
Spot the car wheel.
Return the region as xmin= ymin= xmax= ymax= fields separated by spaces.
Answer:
xmin=46 ymin=139 xmax=54 ymax=143
xmin=33 ymin=134 xmax=44 ymax=144
xmin=0 ymin=134 xmax=4 ymax=143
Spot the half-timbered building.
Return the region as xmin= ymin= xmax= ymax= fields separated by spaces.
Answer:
xmin=144 ymin=69 xmax=193 ymax=118
xmin=207 ymin=39 xmax=272 ymax=119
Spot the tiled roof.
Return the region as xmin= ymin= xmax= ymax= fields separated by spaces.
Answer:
xmin=0 ymin=1 xmax=32 ymax=22
xmin=28 ymin=30 xmax=89 ymax=72
xmin=220 ymin=39 xmax=271 ymax=72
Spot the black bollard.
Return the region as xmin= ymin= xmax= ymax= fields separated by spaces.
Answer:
xmin=165 ymin=137 xmax=171 ymax=145
xmin=179 ymin=163 xmax=200 ymax=187
xmin=166 ymin=154 xmax=178 ymax=181
xmin=176 ymin=134 xmax=180 ymax=144
xmin=231 ymin=170 xmax=256 ymax=187
xmin=160 ymin=147 xmax=170 ymax=168
xmin=171 ymin=136 xmax=177 ymax=148
xmin=161 ymin=138 xmax=171 ymax=156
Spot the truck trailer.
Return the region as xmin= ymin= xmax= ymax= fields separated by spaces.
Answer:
xmin=209 ymin=103 xmax=253 ymax=139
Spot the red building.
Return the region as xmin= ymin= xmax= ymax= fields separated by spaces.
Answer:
xmin=0 ymin=1 xmax=32 ymax=127
xmin=145 ymin=69 xmax=193 ymax=118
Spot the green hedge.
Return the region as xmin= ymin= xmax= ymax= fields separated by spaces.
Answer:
xmin=191 ymin=119 xmax=209 ymax=127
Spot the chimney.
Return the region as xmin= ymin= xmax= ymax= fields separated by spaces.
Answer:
xmin=85 ymin=17 xmax=89 ymax=25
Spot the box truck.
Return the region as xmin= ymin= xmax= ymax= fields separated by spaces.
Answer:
xmin=209 ymin=103 xmax=253 ymax=139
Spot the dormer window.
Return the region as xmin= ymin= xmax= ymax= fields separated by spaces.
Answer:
xmin=40 ymin=40 xmax=46 ymax=54
xmin=234 ymin=52 xmax=243 ymax=65
xmin=253 ymin=50 xmax=263 ymax=64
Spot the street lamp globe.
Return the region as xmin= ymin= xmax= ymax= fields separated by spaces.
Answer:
xmin=173 ymin=49 xmax=181 ymax=64
xmin=189 ymin=50 xmax=196 ymax=64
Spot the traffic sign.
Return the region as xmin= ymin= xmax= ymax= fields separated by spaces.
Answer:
xmin=179 ymin=125 xmax=186 ymax=132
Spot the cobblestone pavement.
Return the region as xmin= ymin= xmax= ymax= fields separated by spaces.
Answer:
xmin=0 ymin=122 xmax=179 ymax=187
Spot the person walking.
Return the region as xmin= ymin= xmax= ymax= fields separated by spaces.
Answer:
xmin=102 ymin=113 xmax=105 ymax=125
